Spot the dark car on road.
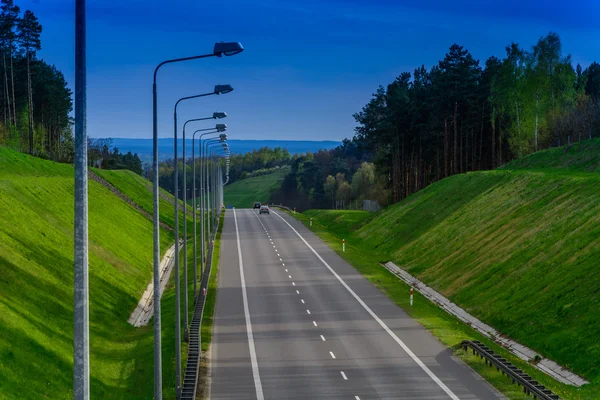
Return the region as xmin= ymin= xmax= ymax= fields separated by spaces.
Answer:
xmin=253 ymin=202 xmax=261 ymax=209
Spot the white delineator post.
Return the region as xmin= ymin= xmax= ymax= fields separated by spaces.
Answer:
xmin=342 ymin=239 xmax=345 ymax=252
xmin=410 ymin=287 xmax=414 ymax=306
xmin=310 ymin=218 xmax=312 ymax=227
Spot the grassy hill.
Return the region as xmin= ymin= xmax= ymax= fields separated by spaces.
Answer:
xmin=300 ymin=139 xmax=600 ymax=398
xmin=0 ymin=147 xmax=186 ymax=399
xmin=223 ymin=168 xmax=287 ymax=208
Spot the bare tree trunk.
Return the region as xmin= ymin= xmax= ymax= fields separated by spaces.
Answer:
xmin=514 ymin=89 xmax=521 ymax=154
xmin=498 ymin=124 xmax=503 ymax=165
xmin=534 ymin=91 xmax=539 ymax=151
xmin=479 ymin=104 xmax=484 ymax=169
xmin=0 ymin=50 xmax=5 ymax=128
xmin=27 ymin=52 xmax=34 ymax=154
xmin=9 ymin=43 xmax=16 ymax=126
xmin=444 ymin=119 xmax=449 ymax=177
xmin=491 ymin=111 xmax=496 ymax=169
xmin=3 ymin=52 xmax=11 ymax=130
xmin=459 ymin=121 xmax=463 ymax=173
xmin=453 ymin=102 xmax=458 ymax=174
xmin=436 ymin=137 xmax=440 ymax=181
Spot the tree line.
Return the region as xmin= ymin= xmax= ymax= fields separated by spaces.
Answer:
xmin=88 ymin=138 xmax=143 ymax=175
xmin=0 ymin=0 xmax=73 ymax=162
xmin=353 ymin=32 xmax=600 ymax=203
xmin=269 ymin=33 xmax=600 ymax=211
xmin=149 ymin=146 xmax=296 ymax=199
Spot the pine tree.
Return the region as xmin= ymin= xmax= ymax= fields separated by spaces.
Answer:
xmin=1 ymin=0 xmax=19 ymax=128
xmin=17 ymin=9 xmax=41 ymax=154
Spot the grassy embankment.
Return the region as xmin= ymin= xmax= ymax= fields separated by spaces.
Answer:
xmin=222 ymin=168 xmax=287 ymax=208
xmin=291 ymin=139 xmax=600 ymax=400
xmin=0 ymin=147 xmax=198 ymax=399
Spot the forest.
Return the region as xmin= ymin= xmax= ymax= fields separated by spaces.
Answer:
xmin=275 ymin=33 xmax=600 ymax=209
xmin=0 ymin=0 xmax=73 ymax=162
xmin=152 ymin=32 xmax=600 ymax=210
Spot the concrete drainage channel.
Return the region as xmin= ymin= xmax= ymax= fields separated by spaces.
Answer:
xmin=383 ymin=261 xmax=588 ymax=388
xmin=181 ymin=212 xmax=221 ymax=400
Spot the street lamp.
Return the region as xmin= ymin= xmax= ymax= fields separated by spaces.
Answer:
xmin=173 ymin=87 xmax=231 ymax=373
xmin=152 ymin=40 xmax=243 ymax=400
xmin=210 ymin=147 xmax=229 ymax=211
xmin=204 ymin=136 xmax=227 ymax=241
xmin=190 ymin=126 xmax=226 ymax=308
xmin=190 ymin=128 xmax=220 ymax=300
xmin=177 ymin=107 xmax=230 ymax=345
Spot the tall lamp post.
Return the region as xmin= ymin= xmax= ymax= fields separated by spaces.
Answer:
xmin=200 ymin=133 xmax=227 ymax=280
xmin=208 ymin=146 xmax=229 ymax=222
xmin=176 ymin=91 xmax=231 ymax=345
xmin=74 ymin=1 xmax=89 ymax=398
xmin=152 ymin=41 xmax=243 ymax=400
xmin=204 ymin=136 xmax=227 ymax=244
xmin=192 ymin=125 xmax=226 ymax=301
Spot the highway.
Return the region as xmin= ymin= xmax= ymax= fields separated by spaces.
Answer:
xmin=210 ymin=208 xmax=504 ymax=399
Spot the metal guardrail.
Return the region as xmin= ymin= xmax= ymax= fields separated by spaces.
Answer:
xmin=271 ymin=204 xmax=291 ymax=211
xmin=462 ymin=340 xmax=561 ymax=400
xmin=181 ymin=212 xmax=222 ymax=400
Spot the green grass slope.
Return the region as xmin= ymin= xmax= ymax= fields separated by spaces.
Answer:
xmin=223 ymin=168 xmax=287 ymax=208
xmin=502 ymin=139 xmax=600 ymax=172
xmin=0 ymin=148 xmax=180 ymax=399
xmin=304 ymin=140 xmax=600 ymax=386
xmin=93 ymin=168 xmax=194 ymax=229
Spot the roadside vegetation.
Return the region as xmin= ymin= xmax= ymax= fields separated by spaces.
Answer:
xmin=0 ymin=147 xmax=186 ymax=399
xmin=223 ymin=168 xmax=287 ymax=208
xmin=289 ymin=140 xmax=600 ymax=399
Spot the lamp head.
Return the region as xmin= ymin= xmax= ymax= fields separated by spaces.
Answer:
xmin=213 ymin=112 xmax=227 ymax=119
xmin=214 ymin=84 xmax=234 ymax=95
xmin=213 ymin=41 xmax=244 ymax=57
xmin=215 ymin=124 xmax=227 ymax=132
xmin=219 ymin=133 xmax=227 ymax=140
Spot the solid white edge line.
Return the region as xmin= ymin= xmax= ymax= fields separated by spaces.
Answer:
xmin=272 ymin=210 xmax=460 ymax=400
xmin=340 ymin=371 xmax=348 ymax=380
xmin=233 ymin=209 xmax=265 ymax=400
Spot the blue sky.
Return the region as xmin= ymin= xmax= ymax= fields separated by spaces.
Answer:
xmin=22 ymin=0 xmax=600 ymax=140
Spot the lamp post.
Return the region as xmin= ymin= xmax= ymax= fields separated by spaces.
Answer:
xmin=208 ymin=145 xmax=228 ymax=222
xmin=193 ymin=127 xmax=226 ymax=300
xmin=199 ymin=133 xmax=226 ymax=280
xmin=74 ymin=1 xmax=89 ymax=398
xmin=152 ymin=41 xmax=243 ymax=400
xmin=204 ymin=136 xmax=226 ymax=243
xmin=177 ymin=97 xmax=230 ymax=345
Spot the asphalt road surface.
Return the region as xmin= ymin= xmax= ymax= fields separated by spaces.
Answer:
xmin=210 ymin=208 xmax=505 ymax=400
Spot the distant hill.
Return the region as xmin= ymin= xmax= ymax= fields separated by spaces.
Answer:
xmin=103 ymin=138 xmax=341 ymax=163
